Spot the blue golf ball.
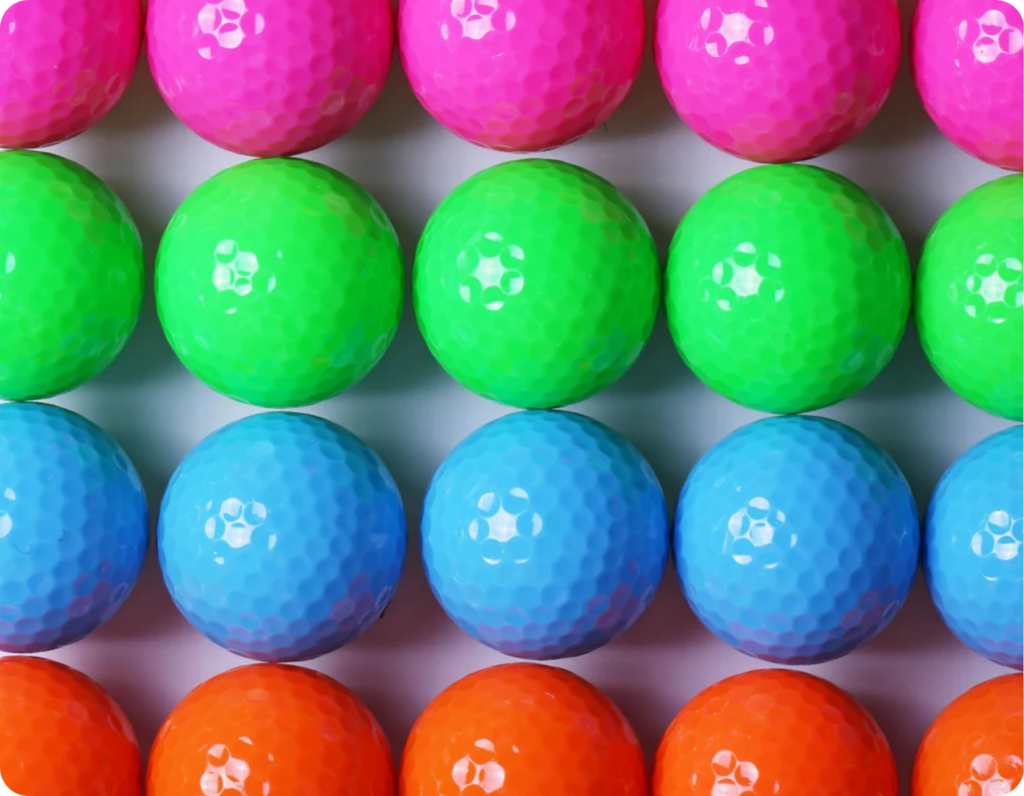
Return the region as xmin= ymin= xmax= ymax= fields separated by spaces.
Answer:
xmin=675 ymin=415 xmax=919 ymax=665
xmin=158 ymin=412 xmax=405 ymax=662
xmin=925 ymin=425 xmax=1023 ymax=669
xmin=0 ymin=402 xmax=148 ymax=652
xmin=422 ymin=410 xmax=668 ymax=660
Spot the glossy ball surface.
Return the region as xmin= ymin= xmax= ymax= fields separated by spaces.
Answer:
xmin=148 ymin=664 xmax=393 ymax=796
xmin=0 ymin=657 xmax=141 ymax=796
xmin=0 ymin=402 xmax=149 ymax=653
xmin=146 ymin=0 xmax=393 ymax=156
xmin=0 ymin=151 xmax=145 ymax=401
xmin=158 ymin=412 xmax=405 ymax=662
xmin=653 ymin=669 xmax=898 ymax=796
xmin=423 ymin=410 xmax=667 ymax=659
xmin=415 ymin=159 xmax=660 ymax=409
xmin=915 ymin=175 xmax=1023 ymax=421
xmin=156 ymin=158 xmax=404 ymax=408
xmin=925 ymin=425 xmax=1023 ymax=669
xmin=665 ymin=165 xmax=910 ymax=414
xmin=674 ymin=415 xmax=919 ymax=664
xmin=912 ymin=674 xmax=1023 ymax=796
xmin=0 ymin=0 xmax=141 ymax=149
xmin=400 ymin=663 xmax=646 ymax=796
xmin=655 ymin=0 xmax=901 ymax=163
xmin=398 ymin=0 xmax=644 ymax=152
xmin=912 ymin=0 xmax=1023 ymax=171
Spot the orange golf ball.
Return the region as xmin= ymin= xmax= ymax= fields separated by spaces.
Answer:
xmin=147 ymin=664 xmax=393 ymax=796
xmin=0 ymin=656 xmax=141 ymax=795
xmin=654 ymin=669 xmax=897 ymax=796
xmin=400 ymin=663 xmax=646 ymax=796
xmin=912 ymin=673 xmax=1023 ymax=796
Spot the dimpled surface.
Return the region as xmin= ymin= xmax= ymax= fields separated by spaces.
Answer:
xmin=912 ymin=674 xmax=1023 ymax=796
xmin=912 ymin=0 xmax=1023 ymax=171
xmin=423 ymin=410 xmax=667 ymax=659
xmin=665 ymin=165 xmax=910 ymax=414
xmin=146 ymin=0 xmax=393 ymax=156
xmin=148 ymin=664 xmax=393 ymax=796
xmin=415 ymin=159 xmax=660 ymax=409
xmin=0 ymin=658 xmax=141 ymax=795
xmin=653 ymin=670 xmax=898 ymax=796
xmin=0 ymin=151 xmax=145 ymax=401
xmin=675 ymin=415 xmax=920 ymax=664
xmin=915 ymin=175 xmax=1023 ymax=421
xmin=655 ymin=0 xmax=901 ymax=163
xmin=156 ymin=158 xmax=404 ymax=408
xmin=400 ymin=663 xmax=646 ymax=796
xmin=0 ymin=0 xmax=140 ymax=149
xmin=398 ymin=0 xmax=644 ymax=152
xmin=158 ymin=412 xmax=405 ymax=662
xmin=925 ymin=425 xmax=1024 ymax=669
xmin=0 ymin=403 xmax=149 ymax=653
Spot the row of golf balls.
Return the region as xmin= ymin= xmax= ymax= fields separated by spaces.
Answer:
xmin=0 ymin=655 xmax=1020 ymax=796
xmin=1 ymin=150 xmax=1021 ymax=421
xmin=2 ymin=0 xmax=1021 ymax=171
xmin=0 ymin=399 xmax=1020 ymax=669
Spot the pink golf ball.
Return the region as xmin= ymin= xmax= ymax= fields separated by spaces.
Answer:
xmin=912 ymin=0 xmax=1023 ymax=171
xmin=146 ymin=0 xmax=394 ymax=157
xmin=0 ymin=0 xmax=141 ymax=149
xmin=654 ymin=0 xmax=902 ymax=163
xmin=398 ymin=0 xmax=645 ymax=152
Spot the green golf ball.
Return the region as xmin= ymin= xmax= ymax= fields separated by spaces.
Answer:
xmin=916 ymin=174 xmax=1023 ymax=421
xmin=665 ymin=164 xmax=911 ymax=414
xmin=0 ymin=151 xmax=144 ymax=401
xmin=414 ymin=159 xmax=660 ymax=409
xmin=156 ymin=158 xmax=404 ymax=408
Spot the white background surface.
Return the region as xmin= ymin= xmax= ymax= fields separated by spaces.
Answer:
xmin=7 ymin=0 xmax=1018 ymax=790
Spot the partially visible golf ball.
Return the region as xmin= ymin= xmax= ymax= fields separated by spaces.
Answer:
xmin=675 ymin=415 xmax=919 ymax=665
xmin=912 ymin=0 xmax=1023 ymax=171
xmin=0 ymin=0 xmax=141 ymax=149
xmin=655 ymin=0 xmax=901 ymax=163
xmin=147 ymin=0 xmax=393 ymax=156
xmin=156 ymin=158 xmax=404 ymax=408
xmin=0 ymin=402 xmax=149 ymax=653
xmin=422 ymin=410 xmax=668 ymax=659
xmin=399 ymin=0 xmax=644 ymax=152
xmin=415 ymin=159 xmax=660 ymax=409
xmin=665 ymin=164 xmax=910 ymax=414
xmin=158 ymin=412 xmax=406 ymax=662
xmin=0 ymin=151 xmax=145 ymax=402
xmin=925 ymin=425 xmax=1023 ymax=669
xmin=915 ymin=174 xmax=1023 ymax=421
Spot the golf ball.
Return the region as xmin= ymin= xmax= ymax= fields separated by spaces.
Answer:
xmin=0 ymin=402 xmax=149 ymax=653
xmin=665 ymin=164 xmax=910 ymax=414
xmin=0 ymin=0 xmax=141 ymax=149
xmin=925 ymin=425 xmax=1023 ymax=669
xmin=156 ymin=158 xmax=404 ymax=408
xmin=158 ymin=411 xmax=405 ymax=662
xmin=398 ymin=0 xmax=644 ymax=152
xmin=915 ymin=174 xmax=1023 ymax=421
xmin=422 ymin=410 xmax=668 ymax=659
xmin=415 ymin=159 xmax=660 ymax=409
xmin=146 ymin=0 xmax=393 ymax=156
xmin=674 ymin=415 xmax=919 ymax=665
xmin=0 ymin=657 xmax=141 ymax=796
xmin=148 ymin=664 xmax=393 ymax=796
xmin=654 ymin=670 xmax=898 ymax=796
xmin=0 ymin=151 xmax=145 ymax=402
xmin=400 ymin=663 xmax=646 ymax=796
xmin=655 ymin=0 xmax=901 ymax=163
xmin=912 ymin=0 xmax=1023 ymax=171
xmin=912 ymin=674 xmax=1023 ymax=796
